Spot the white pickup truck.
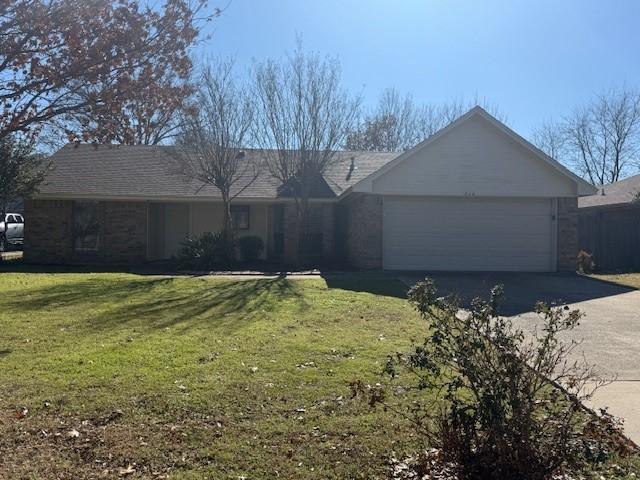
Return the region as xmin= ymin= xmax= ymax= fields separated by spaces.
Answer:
xmin=0 ymin=213 xmax=24 ymax=252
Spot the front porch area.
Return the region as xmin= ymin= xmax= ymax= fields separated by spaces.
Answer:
xmin=146 ymin=201 xmax=335 ymax=264
xmin=147 ymin=202 xmax=273 ymax=261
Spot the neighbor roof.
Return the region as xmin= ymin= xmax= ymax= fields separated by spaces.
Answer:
xmin=37 ymin=144 xmax=398 ymax=201
xmin=579 ymin=173 xmax=640 ymax=208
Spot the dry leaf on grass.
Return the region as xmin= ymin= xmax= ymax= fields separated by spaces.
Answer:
xmin=118 ymin=465 xmax=135 ymax=476
xmin=15 ymin=407 xmax=28 ymax=419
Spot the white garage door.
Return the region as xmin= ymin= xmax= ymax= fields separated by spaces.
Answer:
xmin=383 ymin=197 xmax=555 ymax=271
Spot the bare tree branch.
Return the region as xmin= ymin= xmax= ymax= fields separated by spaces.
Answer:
xmin=532 ymin=119 xmax=566 ymax=160
xmin=346 ymin=90 xmax=506 ymax=152
xmin=252 ymin=46 xmax=361 ymax=263
xmin=538 ymin=87 xmax=640 ymax=185
xmin=177 ymin=59 xmax=256 ymax=259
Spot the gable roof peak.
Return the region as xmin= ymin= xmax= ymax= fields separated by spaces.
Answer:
xmin=469 ymin=104 xmax=487 ymax=113
xmin=345 ymin=103 xmax=597 ymax=197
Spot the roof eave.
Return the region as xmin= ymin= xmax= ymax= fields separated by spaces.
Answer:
xmin=32 ymin=192 xmax=339 ymax=203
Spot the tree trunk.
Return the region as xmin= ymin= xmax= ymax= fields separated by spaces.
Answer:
xmin=295 ymin=185 xmax=311 ymax=269
xmin=221 ymin=192 xmax=234 ymax=265
xmin=0 ymin=201 xmax=5 ymax=263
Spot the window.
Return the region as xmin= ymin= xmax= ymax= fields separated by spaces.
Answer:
xmin=15 ymin=215 xmax=23 ymax=224
xmin=231 ymin=205 xmax=250 ymax=230
xmin=73 ymin=202 xmax=100 ymax=251
xmin=5 ymin=215 xmax=15 ymax=223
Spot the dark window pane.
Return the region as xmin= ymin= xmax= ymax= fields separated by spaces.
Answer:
xmin=74 ymin=202 xmax=100 ymax=251
xmin=231 ymin=206 xmax=250 ymax=230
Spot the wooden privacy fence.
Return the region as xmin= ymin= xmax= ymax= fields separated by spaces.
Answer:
xmin=578 ymin=204 xmax=640 ymax=272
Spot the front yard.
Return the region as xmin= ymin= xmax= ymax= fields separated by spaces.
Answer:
xmin=3 ymin=269 xmax=640 ymax=479
xmin=0 ymin=271 xmax=426 ymax=479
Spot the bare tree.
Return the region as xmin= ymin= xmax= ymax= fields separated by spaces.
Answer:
xmin=532 ymin=120 xmax=566 ymax=160
xmin=178 ymin=60 xmax=255 ymax=260
xmin=346 ymin=88 xmax=420 ymax=151
xmin=416 ymin=96 xmax=505 ymax=140
xmin=346 ymin=91 xmax=505 ymax=152
xmin=562 ymin=88 xmax=640 ymax=185
xmin=253 ymin=48 xmax=361 ymax=263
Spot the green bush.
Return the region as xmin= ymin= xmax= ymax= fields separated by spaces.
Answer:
xmin=237 ymin=235 xmax=264 ymax=263
xmin=365 ymin=278 xmax=624 ymax=480
xmin=178 ymin=231 xmax=234 ymax=270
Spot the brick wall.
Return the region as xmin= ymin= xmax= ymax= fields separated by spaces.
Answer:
xmin=557 ymin=197 xmax=578 ymax=271
xmin=24 ymin=199 xmax=73 ymax=264
xmin=102 ymin=201 xmax=148 ymax=263
xmin=282 ymin=202 xmax=335 ymax=265
xmin=24 ymin=199 xmax=148 ymax=265
xmin=341 ymin=194 xmax=383 ymax=269
xmin=321 ymin=203 xmax=335 ymax=260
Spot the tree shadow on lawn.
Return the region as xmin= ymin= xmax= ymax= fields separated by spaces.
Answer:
xmin=4 ymin=276 xmax=307 ymax=335
xmin=322 ymin=274 xmax=409 ymax=299
xmin=0 ymin=259 xmax=157 ymax=275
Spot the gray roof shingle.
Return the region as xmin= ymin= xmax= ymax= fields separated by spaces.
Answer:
xmin=578 ymin=174 xmax=640 ymax=208
xmin=38 ymin=144 xmax=398 ymax=200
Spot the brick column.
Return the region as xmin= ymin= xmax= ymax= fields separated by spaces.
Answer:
xmin=557 ymin=197 xmax=578 ymax=272
xmin=343 ymin=194 xmax=383 ymax=269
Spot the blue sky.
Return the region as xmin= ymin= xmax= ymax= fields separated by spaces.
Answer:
xmin=197 ymin=0 xmax=640 ymax=139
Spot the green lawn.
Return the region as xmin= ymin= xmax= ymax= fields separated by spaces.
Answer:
xmin=3 ymin=269 xmax=639 ymax=479
xmin=0 ymin=270 xmax=427 ymax=479
xmin=590 ymin=272 xmax=640 ymax=290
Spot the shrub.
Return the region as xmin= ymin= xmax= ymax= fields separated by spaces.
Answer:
xmin=178 ymin=231 xmax=234 ymax=270
xmin=237 ymin=235 xmax=264 ymax=263
xmin=577 ymin=250 xmax=595 ymax=274
xmin=368 ymin=278 xmax=620 ymax=480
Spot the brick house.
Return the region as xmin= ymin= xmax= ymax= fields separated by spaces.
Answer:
xmin=25 ymin=107 xmax=595 ymax=271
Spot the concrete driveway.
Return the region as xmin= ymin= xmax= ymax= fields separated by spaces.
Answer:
xmin=399 ymin=272 xmax=640 ymax=443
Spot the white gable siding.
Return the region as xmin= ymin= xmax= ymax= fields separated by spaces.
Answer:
xmin=368 ymin=115 xmax=576 ymax=198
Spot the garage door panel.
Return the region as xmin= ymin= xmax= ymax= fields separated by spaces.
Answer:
xmin=383 ymin=197 xmax=554 ymax=271
xmin=388 ymin=256 xmax=548 ymax=271
xmin=386 ymin=229 xmax=551 ymax=241
xmin=385 ymin=241 xmax=550 ymax=256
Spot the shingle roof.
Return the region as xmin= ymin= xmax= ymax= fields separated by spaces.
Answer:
xmin=37 ymin=144 xmax=398 ymax=200
xmin=578 ymin=174 xmax=640 ymax=208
